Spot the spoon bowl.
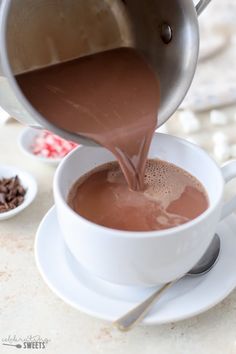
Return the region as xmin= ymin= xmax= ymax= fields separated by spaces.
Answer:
xmin=114 ymin=234 xmax=221 ymax=331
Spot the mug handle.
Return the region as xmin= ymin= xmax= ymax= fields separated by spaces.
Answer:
xmin=221 ymin=160 xmax=236 ymax=220
xmin=196 ymin=0 xmax=212 ymax=16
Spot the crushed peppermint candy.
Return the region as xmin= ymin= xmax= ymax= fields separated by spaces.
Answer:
xmin=32 ymin=130 xmax=78 ymax=158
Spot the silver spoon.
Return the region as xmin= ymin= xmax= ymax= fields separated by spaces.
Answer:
xmin=113 ymin=234 xmax=220 ymax=331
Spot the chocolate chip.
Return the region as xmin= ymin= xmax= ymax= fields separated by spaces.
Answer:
xmin=0 ymin=175 xmax=26 ymax=213
xmin=0 ymin=205 xmax=7 ymax=212
xmin=9 ymin=202 xmax=17 ymax=209
xmin=16 ymin=196 xmax=24 ymax=205
xmin=0 ymin=185 xmax=7 ymax=193
xmin=16 ymin=185 xmax=26 ymax=196
xmin=0 ymin=193 xmax=6 ymax=204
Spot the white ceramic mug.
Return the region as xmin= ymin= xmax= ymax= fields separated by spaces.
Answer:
xmin=53 ymin=133 xmax=236 ymax=286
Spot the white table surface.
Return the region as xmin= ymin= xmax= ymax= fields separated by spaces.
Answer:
xmin=2 ymin=1 xmax=236 ymax=352
xmin=0 ymin=119 xmax=236 ymax=354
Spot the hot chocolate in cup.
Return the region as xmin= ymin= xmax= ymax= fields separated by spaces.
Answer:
xmin=53 ymin=133 xmax=236 ymax=286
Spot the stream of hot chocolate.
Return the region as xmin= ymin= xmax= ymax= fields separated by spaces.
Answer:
xmin=16 ymin=48 xmax=160 ymax=190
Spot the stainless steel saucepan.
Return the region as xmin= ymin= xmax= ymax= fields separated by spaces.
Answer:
xmin=0 ymin=0 xmax=212 ymax=145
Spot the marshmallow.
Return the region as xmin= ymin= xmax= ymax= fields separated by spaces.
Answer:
xmin=179 ymin=110 xmax=200 ymax=133
xmin=212 ymin=131 xmax=228 ymax=144
xmin=210 ymin=110 xmax=228 ymax=126
xmin=230 ymin=144 xmax=236 ymax=158
xmin=213 ymin=142 xmax=230 ymax=162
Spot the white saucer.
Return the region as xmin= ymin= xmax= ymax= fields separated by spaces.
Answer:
xmin=35 ymin=207 xmax=236 ymax=325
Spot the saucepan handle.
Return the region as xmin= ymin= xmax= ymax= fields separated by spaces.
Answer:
xmin=221 ymin=160 xmax=236 ymax=220
xmin=196 ymin=0 xmax=212 ymax=16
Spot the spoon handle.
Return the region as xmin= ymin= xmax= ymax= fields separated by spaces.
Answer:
xmin=113 ymin=281 xmax=175 ymax=331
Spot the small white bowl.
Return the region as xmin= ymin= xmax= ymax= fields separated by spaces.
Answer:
xmin=0 ymin=165 xmax=37 ymax=220
xmin=18 ymin=127 xmax=62 ymax=166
